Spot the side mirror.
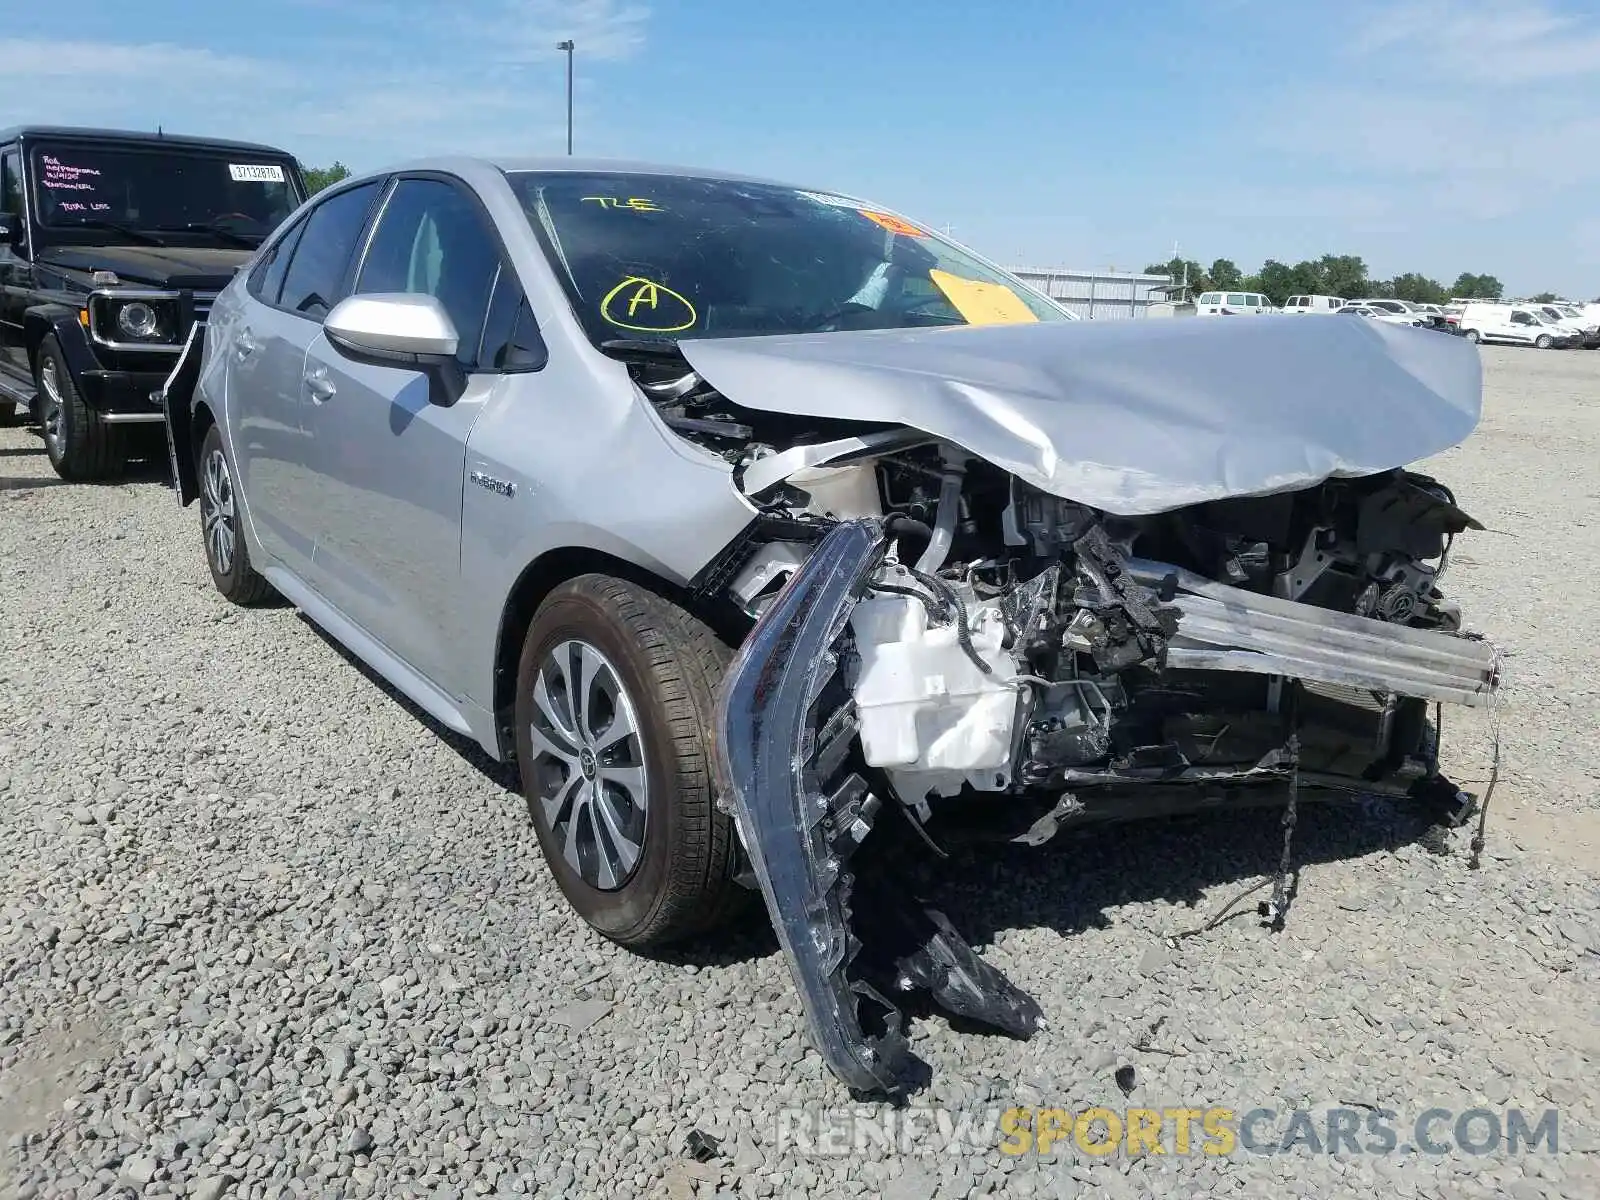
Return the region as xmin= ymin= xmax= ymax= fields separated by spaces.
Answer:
xmin=324 ymin=293 xmax=464 ymax=406
xmin=325 ymin=293 xmax=459 ymax=365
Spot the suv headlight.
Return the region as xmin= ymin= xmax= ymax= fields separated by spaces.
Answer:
xmin=89 ymin=291 xmax=181 ymax=347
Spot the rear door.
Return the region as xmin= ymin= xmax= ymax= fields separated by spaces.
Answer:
xmin=298 ymin=174 xmax=509 ymax=694
xmin=227 ymin=179 xmax=384 ymax=574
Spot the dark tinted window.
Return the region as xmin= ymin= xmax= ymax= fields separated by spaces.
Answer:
xmin=278 ymin=182 xmax=380 ymax=320
xmin=27 ymin=142 xmax=302 ymax=244
xmin=248 ymin=217 xmax=306 ymax=305
xmin=1 ymin=148 xmax=22 ymax=222
xmin=477 ymin=265 xmax=546 ymax=371
xmin=355 ymin=178 xmax=501 ymax=366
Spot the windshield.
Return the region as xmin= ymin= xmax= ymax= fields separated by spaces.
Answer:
xmin=30 ymin=142 xmax=303 ymax=245
xmin=506 ymin=172 xmax=1067 ymax=343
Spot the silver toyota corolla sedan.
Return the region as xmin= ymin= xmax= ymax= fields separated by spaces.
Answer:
xmin=161 ymin=157 xmax=1500 ymax=1095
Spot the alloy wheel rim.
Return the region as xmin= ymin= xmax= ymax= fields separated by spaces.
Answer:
xmin=201 ymin=448 xmax=237 ymax=576
xmin=38 ymin=359 xmax=63 ymax=454
xmin=528 ymin=639 xmax=649 ymax=891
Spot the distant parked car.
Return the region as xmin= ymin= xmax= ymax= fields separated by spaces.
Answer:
xmin=1196 ymin=290 xmax=1275 ymax=315
xmin=1340 ymin=304 xmax=1423 ymax=328
xmin=1529 ymin=303 xmax=1599 ymax=348
xmin=1457 ymin=303 xmax=1571 ymax=348
xmin=1283 ymin=294 xmax=1346 ymax=314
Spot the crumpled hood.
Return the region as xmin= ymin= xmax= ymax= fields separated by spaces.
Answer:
xmin=39 ymin=244 xmax=251 ymax=291
xmin=678 ymin=316 xmax=1483 ymax=516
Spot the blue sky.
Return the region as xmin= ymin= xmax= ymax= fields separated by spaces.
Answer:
xmin=5 ymin=0 xmax=1600 ymax=296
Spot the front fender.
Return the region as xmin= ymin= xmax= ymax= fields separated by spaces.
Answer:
xmin=23 ymin=304 xmax=99 ymax=381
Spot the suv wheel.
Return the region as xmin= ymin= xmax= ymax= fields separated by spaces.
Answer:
xmin=1535 ymin=334 xmax=1553 ymax=350
xmin=514 ymin=575 xmax=747 ymax=948
xmin=198 ymin=424 xmax=275 ymax=605
xmin=34 ymin=335 xmax=125 ymax=481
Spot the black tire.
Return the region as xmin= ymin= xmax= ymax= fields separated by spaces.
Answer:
xmin=34 ymin=335 xmax=124 ymax=480
xmin=0 ymin=399 xmax=15 ymax=426
xmin=197 ymin=423 xmax=274 ymax=606
xmin=514 ymin=575 xmax=746 ymax=949
xmin=1463 ymin=329 xmax=1480 ymax=343
xmin=1535 ymin=334 xmax=1553 ymax=350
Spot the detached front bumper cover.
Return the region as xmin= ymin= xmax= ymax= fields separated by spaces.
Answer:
xmin=713 ymin=519 xmax=1041 ymax=1096
xmin=712 ymin=519 xmax=908 ymax=1094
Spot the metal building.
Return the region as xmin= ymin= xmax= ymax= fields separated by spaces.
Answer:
xmin=1009 ymin=267 xmax=1174 ymax=319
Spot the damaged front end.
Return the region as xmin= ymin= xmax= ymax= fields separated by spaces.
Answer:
xmin=712 ymin=462 xmax=1499 ymax=1096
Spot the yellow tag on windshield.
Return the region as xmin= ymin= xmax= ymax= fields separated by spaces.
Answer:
xmin=929 ymin=269 xmax=1039 ymax=326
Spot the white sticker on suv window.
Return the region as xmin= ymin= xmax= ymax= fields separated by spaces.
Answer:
xmin=229 ymin=163 xmax=285 ymax=183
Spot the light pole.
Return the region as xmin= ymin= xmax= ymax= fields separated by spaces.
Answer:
xmin=556 ymin=40 xmax=574 ymax=155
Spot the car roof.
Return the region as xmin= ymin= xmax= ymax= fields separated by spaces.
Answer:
xmin=342 ymin=154 xmax=833 ymax=194
xmin=0 ymin=124 xmax=295 ymax=156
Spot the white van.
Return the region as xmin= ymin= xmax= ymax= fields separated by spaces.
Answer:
xmin=1457 ymin=303 xmax=1568 ymax=348
xmin=1529 ymin=304 xmax=1598 ymax=346
xmin=1283 ymin=294 xmax=1346 ymax=314
xmin=1195 ymin=291 xmax=1275 ymax=315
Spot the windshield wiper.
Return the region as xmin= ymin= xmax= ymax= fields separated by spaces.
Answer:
xmin=599 ymin=337 xmax=685 ymax=359
xmin=155 ymin=222 xmax=258 ymax=249
xmin=63 ymin=219 xmax=167 ymax=247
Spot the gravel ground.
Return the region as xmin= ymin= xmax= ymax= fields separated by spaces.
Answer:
xmin=2 ymin=346 xmax=1598 ymax=1200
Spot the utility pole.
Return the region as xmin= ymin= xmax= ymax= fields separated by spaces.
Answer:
xmin=556 ymin=40 xmax=575 ymax=155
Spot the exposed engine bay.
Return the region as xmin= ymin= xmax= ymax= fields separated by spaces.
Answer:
xmin=611 ymin=326 xmax=1500 ymax=1097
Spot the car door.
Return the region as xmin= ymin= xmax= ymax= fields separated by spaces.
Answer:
xmin=298 ymin=174 xmax=508 ymax=694
xmin=0 ymin=144 xmax=33 ymax=382
xmin=229 ymin=180 xmax=383 ymax=573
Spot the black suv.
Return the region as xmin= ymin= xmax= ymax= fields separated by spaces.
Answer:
xmin=0 ymin=126 xmax=307 ymax=479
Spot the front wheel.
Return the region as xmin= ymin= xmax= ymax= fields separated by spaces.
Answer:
xmin=1535 ymin=334 xmax=1553 ymax=350
xmin=1463 ymin=329 xmax=1481 ymax=343
xmin=514 ymin=575 xmax=747 ymax=949
xmin=34 ymin=336 xmax=124 ymax=480
xmin=197 ymin=424 xmax=275 ymax=605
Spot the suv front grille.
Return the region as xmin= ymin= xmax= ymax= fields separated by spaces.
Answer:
xmin=191 ymin=291 xmax=218 ymax=325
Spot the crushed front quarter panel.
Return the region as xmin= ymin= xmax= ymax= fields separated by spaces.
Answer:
xmin=679 ymin=316 xmax=1482 ymax=516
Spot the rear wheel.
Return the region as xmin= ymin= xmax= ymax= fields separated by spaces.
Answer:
xmin=514 ymin=575 xmax=746 ymax=949
xmin=1463 ymin=329 xmax=1481 ymax=343
xmin=35 ymin=336 xmax=124 ymax=480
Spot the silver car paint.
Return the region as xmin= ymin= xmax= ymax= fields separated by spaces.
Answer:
xmin=678 ymin=314 xmax=1483 ymax=516
xmin=198 ymin=158 xmax=759 ymax=759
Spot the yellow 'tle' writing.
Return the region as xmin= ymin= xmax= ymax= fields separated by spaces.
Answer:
xmin=580 ymin=196 xmax=663 ymax=213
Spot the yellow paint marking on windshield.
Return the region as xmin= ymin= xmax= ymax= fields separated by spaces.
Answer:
xmin=581 ymin=196 xmax=664 ymax=213
xmin=929 ymin=269 xmax=1039 ymax=326
xmin=600 ymin=276 xmax=698 ymax=333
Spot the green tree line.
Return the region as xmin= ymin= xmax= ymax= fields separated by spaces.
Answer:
xmin=1145 ymin=254 xmax=1508 ymax=307
xmin=301 ymin=162 xmax=352 ymax=194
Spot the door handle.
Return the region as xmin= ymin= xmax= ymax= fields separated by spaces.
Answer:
xmin=305 ymin=368 xmax=336 ymax=404
xmin=235 ymin=329 xmax=258 ymax=360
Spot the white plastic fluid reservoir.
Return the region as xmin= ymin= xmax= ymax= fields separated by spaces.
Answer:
xmin=848 ymin=593 xmax=1019 ymax=774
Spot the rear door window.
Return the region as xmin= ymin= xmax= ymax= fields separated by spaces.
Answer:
xmin=248 ymin=217 xmax=307 ymax=306
xmin=277 ymin=181 xmax=382 ymax=320
xmin=1227 ymin=293 xmax=1246 ymax=306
